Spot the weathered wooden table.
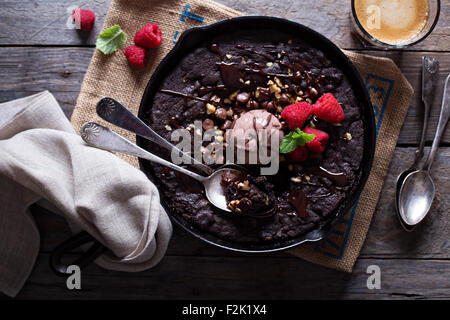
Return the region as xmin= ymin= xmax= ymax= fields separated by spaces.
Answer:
xmin=0 ymin=0 xmax=448 ymax=299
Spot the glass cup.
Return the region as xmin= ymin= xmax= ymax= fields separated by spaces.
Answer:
xmin=351 ymin=0 xmax=441 ymax=49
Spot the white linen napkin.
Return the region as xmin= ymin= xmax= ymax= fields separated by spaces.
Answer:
xmin=0 ymin=91 xmax=172 ymax=297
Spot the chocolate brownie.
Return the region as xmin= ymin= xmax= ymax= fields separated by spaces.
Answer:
xmin=141 ymin=29 xmax=364 ymax=243
xmin=221 ymin=170 xmax=276 ymax=216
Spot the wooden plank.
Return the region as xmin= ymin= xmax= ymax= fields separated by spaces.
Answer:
xmin=0 ymin=47 xmax=93 ymax=118
xmin=0 ymin=0 xmax=449 ymax=51
xmin=5 ymin=253 xmax=450 ymax=299
xmin=361 ymin=147 xmax=450 ymax=259
xmin=32 ymin=147 xmax=449 ymax=259
xmin=1 ymin=47 xmax=449 ymax=144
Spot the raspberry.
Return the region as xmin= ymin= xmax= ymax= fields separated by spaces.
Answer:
xmin=288 ymin=146 xmax=309 ymax=162
xmin=312 ymin=93 xmax=344 ymax=123
xmin=281 ymin=102 xmax=313 ymax=130
xmin=134 ymin=24 xmax=162 ymax=48
xmin=72 ymin=9 xmax=96 ymax=31
xmin=303 ymin=127 xmax=329 ymax=153
xmin=124 ymin=45 xmax=148 ymax=68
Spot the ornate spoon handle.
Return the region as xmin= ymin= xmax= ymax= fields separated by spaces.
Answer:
xmin=80 ymin=122 xmax=206 ymax=182
xmin=423 ymin=74 xmax=450 ymax=171
xmin=414 ymin=56 xmax=439 ymax=167
xmin=96 ymin=97 xmax=213 ymax=176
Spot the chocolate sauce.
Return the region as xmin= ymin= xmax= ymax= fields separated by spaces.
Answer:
xmin=235 ymin=44 xmax=275 ymax=62
xmin=288 ymin=189 xmax=308 ymax=217
xmin=217 ymin=62 xmax=245 ymax=90
xmin=316 ymin=166 xmax=348 ymax=187
xmin=197 ymin=85 xmax=227 ymax=95
xmin=210 ymin=43 xmax=224 ymax=59
xmin=159 ymin=89 xmax=210 ymax=104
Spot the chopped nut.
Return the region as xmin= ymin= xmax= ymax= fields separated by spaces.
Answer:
xmin=225 ymin=54 xmax=232 ymax=59
xmin=290 ymin=177 xmax=302 ymax=183
xmin=206 ymin=103 xmax=216 ymax=114
xmin=241 ymin=57 xmax=246 ymax=64
xmin=210 ymin=95 xmax=221 ymax=103
xmin=266 ymin=62 xmax=273 ymax=67
xmin=164 ymin=125 xmax=172 ymax=131
xmin=233 ymin=114 xmax=239 ymax=120
xmin=304 ymin=175 xmax=311 ymax=182
xmin=332 ymin=123 xmax=343 ymax=127
xmin=274 ymin=77 xmax=283 ymax=88
xmin=216 ymin=136 xmax=224 ymax=143
xmin=239 ymin=78 xmax=245 ymax=83
xmin=229 ymin=90 xmax=240 ymax=101
xmin=244 ymin=80 xmax=251 ymax=85
xmin=288 ymin=39 xmax=293 ymax=44
xmin=254 ymin=87 xmax=261 ymax=99
xmin=228 ymin=200 xmax=240 ymax=210
xmin=226 ymin=109 xmax=234 ymax=118
xmin=269 ymin=84 xmax=281 ymax=94
xmin=345 ymin=132 xmax=352 ymax=140
xmin=224 ymin=98 xmax=232 ymax=104
xmin=237 ymin=180 xmax=250 ymax=191
xmin=295 ymin=96 xmax=303 ymax=103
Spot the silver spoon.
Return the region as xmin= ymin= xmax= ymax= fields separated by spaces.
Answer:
xmin=395 ymin=56 xmax=438 ymax=230
xmin=398 ymin=73 xmax=450 ymax=228
xmin=96 ymin=97 xmax=213 ymax=176
xmin=80 ymin=122 xmax=275 ymax=217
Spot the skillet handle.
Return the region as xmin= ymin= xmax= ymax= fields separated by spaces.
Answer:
xmin=49 ymin=231 xmax=107 ymax=277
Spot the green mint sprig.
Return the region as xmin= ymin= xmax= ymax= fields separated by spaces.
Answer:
xmin=280 ymin=128 xmax=315 ymax=154
xmin=96 ymin=24 xmax=127 ymax=55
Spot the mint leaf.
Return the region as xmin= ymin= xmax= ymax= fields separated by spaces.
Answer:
xmin=280 ymin=129 xmax=315 ymax=153
xmin=96 ymin=25 xmax=127 ymax=54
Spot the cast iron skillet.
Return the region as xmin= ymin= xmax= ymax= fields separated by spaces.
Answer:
xmin=50 ymin=16 xmax=375 ymax=275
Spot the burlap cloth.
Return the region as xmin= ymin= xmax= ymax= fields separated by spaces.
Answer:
xmin=71 ymin=0 xmax=414 ymax=272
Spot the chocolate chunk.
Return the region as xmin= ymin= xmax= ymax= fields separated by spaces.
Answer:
xmin=215 ymin=107 xmax=227 ymax=120
xmin=202 ymin=118 xmax=215 ymax=130
xmin=246 ymin=99 xmax=259 ymax=109
xmin=236 ymin=92 xmax=250 ymax=104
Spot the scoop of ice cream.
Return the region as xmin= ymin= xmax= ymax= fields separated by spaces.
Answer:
xmin=227 ymin=109 xmax=283 ymax=156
